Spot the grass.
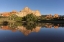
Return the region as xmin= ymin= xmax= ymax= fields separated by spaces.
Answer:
xmin=0 ymin=18 xmax=15 ymax=23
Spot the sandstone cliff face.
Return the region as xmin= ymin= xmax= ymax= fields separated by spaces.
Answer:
xmin=16 ymin=7 xmax=41 ymax=17
xmin=2 ymin=12 xmax=10 ymax=17
xmin=10 ymin=10 xmax=17 ymax=14
xmin=1 ymin=10 xmax=18 ymax=17
xmin=46 ymin=14 xmax=52 ymax=19
xmin=23 ymin=7 xmax=31 ymax=12
xmin=1 ymin=7 xmax=41 ymax=17
xmin=34 ymin=10 xmax=41 ymax=16
xmin=54 ymin=14 xmax=59 ymax=18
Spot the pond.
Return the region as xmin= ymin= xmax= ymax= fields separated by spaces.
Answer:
xmin=0 ymin=22 xmax=64 ymax=42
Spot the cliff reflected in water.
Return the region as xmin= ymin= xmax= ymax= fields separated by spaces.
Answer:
xmin=0 ymin=22 xmax=64 ymax=36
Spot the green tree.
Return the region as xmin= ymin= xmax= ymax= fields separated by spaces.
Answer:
xmin=14 ymin=17 xmax=22 ymax=22
xmin=8 ymin=14 xmax=18 ymax=20
xmin=22 ymin=13 xmax=38 ymax=22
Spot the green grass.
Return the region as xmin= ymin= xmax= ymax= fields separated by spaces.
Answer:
xmin=0 ymin=18 xmax=15 ymax=23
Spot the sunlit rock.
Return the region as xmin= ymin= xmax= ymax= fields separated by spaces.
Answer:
xmin=16 ymin=7 xmax=41 ymax=17
xmin=54 ymin=14 xmax=59 ymax=18
xmin=2 ymin=12 xmax=10 ymax=17
xmin=34 ymin=10 xmax=41 ymax=16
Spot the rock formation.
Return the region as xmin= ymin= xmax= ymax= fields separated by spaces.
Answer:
xmin=0 ymin=7 xmax=41 ymax=17
xmin=54 ymin=14 xmax=59 ymax=18
xmin=46 ymin=14 xmax=52 ymax=19
xmin=2 ymin=12 xmax=10 ymax=17
xmin=16 ymin=7 xmax=41 ymax=17
xmin=10 ymin=10 xmax=17 ymax=14
xmin=34 ymin=10 xmax=41 ymax=16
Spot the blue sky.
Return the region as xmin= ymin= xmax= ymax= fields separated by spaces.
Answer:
xmin=0 ymin=0 xmax=64 ymax=15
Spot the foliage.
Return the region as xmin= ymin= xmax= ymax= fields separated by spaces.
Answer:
xmin=8 ymin=14 xmax=18 ymax=20
xmin=22 ymin=13 xmax=38 ymax=22
xmin=22 ymin=22 xmax=37 ymax=30
xmin=39 ymin=16 xmax=46 ymax=20
xmin=0 ymin=16 xmax=7 ymax=18
xmin=14 ymin=17 xmax=22 ymax=22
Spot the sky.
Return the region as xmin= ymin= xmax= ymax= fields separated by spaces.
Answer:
xmin=0 ymin=0 xmax=64 ymax=15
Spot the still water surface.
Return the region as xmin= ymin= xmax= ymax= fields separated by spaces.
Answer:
xmin=0 ymin=22 xmax=64 ymax=42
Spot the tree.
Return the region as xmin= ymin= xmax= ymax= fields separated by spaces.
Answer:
xmin=22 ymin=13 xmax=38 ymax=22
xmin=14 ymin=17 xmax=22 ymax=22
xmin=8 ymin=14 xmax=18 ymax=20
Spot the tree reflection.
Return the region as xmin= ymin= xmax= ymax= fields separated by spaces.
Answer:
xmin=0 ymin=22 xmax=64 ymax=36
xmin=2 ymin=21 xmax=8 ymax=26
xmin=22 ymin=22 xmax=37 ymax=30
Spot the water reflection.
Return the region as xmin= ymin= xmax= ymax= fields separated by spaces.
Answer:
xmin=1 ymin=22 xmax=64 ymax=42
xmin=0 ymin=22 xmax=64 ymax=36
xmin=0 ymin=22 xmax=41 ymax=36
xmin=0 ymin=22 xmax=64 ymax=35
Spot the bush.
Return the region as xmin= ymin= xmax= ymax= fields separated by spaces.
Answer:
xmin=22 ymin=13 xmax=38 ymax=22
